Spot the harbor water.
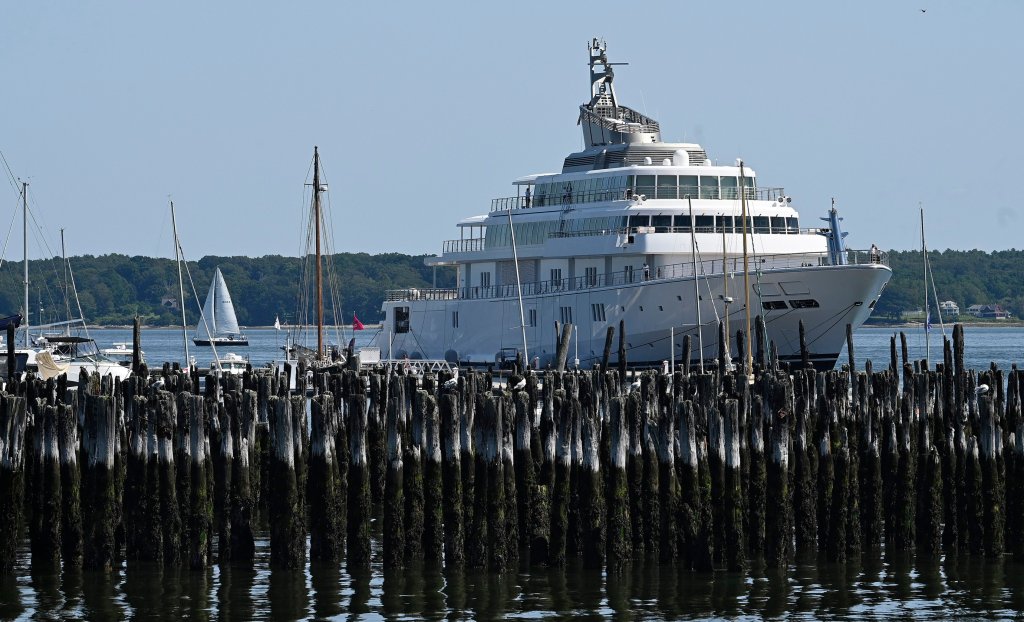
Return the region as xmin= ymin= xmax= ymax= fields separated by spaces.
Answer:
xmin=2 ymin=324 xmax=1023 ymax=621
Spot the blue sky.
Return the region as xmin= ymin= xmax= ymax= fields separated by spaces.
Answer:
xmin=2 ymin=1 xmax=1021 ymax=260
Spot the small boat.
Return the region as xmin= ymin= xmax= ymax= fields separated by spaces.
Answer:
xmin=211 ymin=352 xmax=248 ymax=376
xmin=99 ymin=342 xmax=144 ymax=368
xmin=194 ymin=267 xmax=249 ymax=347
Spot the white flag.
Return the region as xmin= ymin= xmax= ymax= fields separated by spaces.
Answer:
xmin=274 ymin=315 xmax=281 ymax=331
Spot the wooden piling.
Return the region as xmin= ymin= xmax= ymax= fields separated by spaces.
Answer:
xmin=347 ymin=390 xmax=372 ymax=569
xmin=439 ymin=390 xmax=464 ymax=567
xmin=30 ymin=405 xmax=62 ymax=570
xmin=268 ymin=396 xmax=302 ymax=569
xmin=82 ymin=390 xmax=118 ymax=570
xmin=607 ymin=395 xmax=630 ymax=569
xmin=0 ymin=394 xmax=27 ymax=574
xmin=383 ymin=379 xmax=405 ymax=569
xmin=309 ymin=392 xmax=342 ymax=562
xmin=580 ymin=384 xmax=605 ymax=569
xmin=57 ymin=401 xmax=82 ymax=566
xmin=422 ymin=391 xmax=443 ymax=566
xmin=723 ymin=399 xmax=745 ymax=570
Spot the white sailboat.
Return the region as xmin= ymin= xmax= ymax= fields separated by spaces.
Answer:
xmin=193 ymin=267 xmax=249 ymax=347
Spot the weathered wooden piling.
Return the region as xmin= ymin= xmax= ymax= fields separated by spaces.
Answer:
xmin=439 ymin=389 xmax=464 ymax=567
xmin=57 ymin=400 xmax=82 ymax=566
xmin=723 ymin=399 xmax=745 ymax=570
xmin=549 ymin=389 xmax=572 ymax=567
xmin=422 ymin=391 xmax=443 ymax=565
xmin=383 ymin=379 xmax=405 ymax=569
xmin=309 ymin=392 xmax=342 ymax=562
xmin=185 ymin=394 xmax=212 ymax=569
xmin=0 ymin=394 xmax=27 ymax=574
xmin=765 ymin=375 xmax=792 ymax=568
xmin=580 ymin=384 xmax=605 ymax=569
xmin=607 ymin=395 xmax=630 ymax=569
xmin=82 ymin=388 xmax=119 ymax=570
xmin=403 ymin=387 xmax=425 ymax=564
xmin=347 ymin=388 xmax=372 ymax=569
xmin=268 ymin=396 xmax=302 ymax=569
xmin=978 ymin=394 xmax=1004 ymax=558
xmin=30 ymin=405 xmax=62 ymax=569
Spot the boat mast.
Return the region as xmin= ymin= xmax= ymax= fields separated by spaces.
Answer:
xmin=314 ymin=146 xmax=324 ymax=360
xmin=22 ymin=181 xmax=29 ymax=348
xmin=688 ymin=196 xmax=704 ymax=373
xmin=921 ymin=203 xmax=929 ymax=363
xmin=740 ymin=161 xmax=752 ymax=375
xmin=61 ymin=229 xmax=73 ymax=333
xmin=171 ymin=201 xmax=190 ymax=365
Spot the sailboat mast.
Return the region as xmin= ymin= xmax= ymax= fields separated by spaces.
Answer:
xmin=921 ymin=203 xmax=929 ymax=363
xmin=22 ymin=181 xmax=29 ymax=348
xmin=314 ymin=146 xmax=324 ymax=359
xmin=688 ymin=196 xmax=704 ymax=373
xmin=171 ymin=201 xmax=190 ymax=365
xmin=740 ymin=162 xmax=752 ymax=375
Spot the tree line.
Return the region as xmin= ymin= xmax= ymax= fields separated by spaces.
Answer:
xmin=0 ymin=249 xmax=1018 ymax=327
xmin=0 ymin=253 xmax=455 ymax=327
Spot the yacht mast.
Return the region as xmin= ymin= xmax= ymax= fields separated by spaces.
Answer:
xmin=688 ymin=196 xmax=704 ymax=373
xmin=740 ymin=162 xmax=752 ymax=375
xmin=314 ymin=147 xmax=324 ymax=360
xmin=22 ymin=181 xmax=29 ymax=348
xmin=171 ymin=201 xmax=190 ymax=365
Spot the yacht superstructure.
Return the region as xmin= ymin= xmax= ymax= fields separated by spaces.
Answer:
xmin=378 ymin=39 xmax=891 ymax=370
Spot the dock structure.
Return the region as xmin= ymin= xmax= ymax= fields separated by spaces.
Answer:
xmin=2 ymin=323 xmax=1023 ymax=575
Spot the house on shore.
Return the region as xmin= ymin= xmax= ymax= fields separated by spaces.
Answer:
xmin=966 ymin=303 xmax=1010 ymax=319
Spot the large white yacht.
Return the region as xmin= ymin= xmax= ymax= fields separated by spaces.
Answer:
xmin=377 ymin=39 xmax=891 ymax=371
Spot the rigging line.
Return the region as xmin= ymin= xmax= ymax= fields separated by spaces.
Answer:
xmin=175 ymin=238 xmax=222 ymax=368
xmin=63 ymin=255 xmax=92 ymax=344
xmin=0 ymin=199 xmax=18 ymax=270
xmin=0 ymin=150 xmax=21 ymax=195
xmin=690 ymin=233 xmax=722 ymax=324
xmin=803 ymin=303 xmax=859 ymax=349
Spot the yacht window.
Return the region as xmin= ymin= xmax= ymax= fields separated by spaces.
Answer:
xmin=479 ymin=271 xmax=491 ymax=288
xmin=673 ymin=214 xmax=692 ymax=232
xmin=550 ymin=268 xmax=563 ymax=289
xmin=790 ymin=299 xmax=820 ymax=309
xmin=718 ymin=215 xmax=734 ymax=233
xmin=720 ymin=176 xmax=738 ymax=200
xmin=625 ymin=265 xmax=635 ymax=283
xmin=394 ymin=307 xmax=410 ymax=333
xmin=629 ymin=215 xmax=650 ymax=229
xmin=656 ymin=175 xmax=678 ymax=199
xmin=695 ymin=215 xmax=714 ymax=232
xmin=679 ymin=175 xmax=698 ymax=199
xmin=651 ymin=215 xmax=672 ymax=232
xmin=762 ymin=300 xmax=788 ymax=310
xmin=787 ymin=217 xmax=799 ymax=233
xmin=528 ymin=309 xmax=537 ymax=327
xmin=635 ymin=175 xmax=656 ymax=198
xmin=700 ymin=176 xmax=720 ymax=200
xmin=770 ymin=217 xmax=786 ymax=234
xmin=585 ymin=266 xmax=598 ymax=287
xmin=753 ymin=216 xmax=770 ymax=234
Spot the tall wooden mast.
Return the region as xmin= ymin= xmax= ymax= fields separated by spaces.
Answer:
xmin=313 ymin=146 xmax=324 ymax=359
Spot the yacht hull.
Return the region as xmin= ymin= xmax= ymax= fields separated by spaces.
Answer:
xmin=379 ymin=263 xmax=891 ymax=371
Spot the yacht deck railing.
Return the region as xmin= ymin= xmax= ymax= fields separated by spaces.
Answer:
xmin=387 ymin=249 xmax=888 ymax=303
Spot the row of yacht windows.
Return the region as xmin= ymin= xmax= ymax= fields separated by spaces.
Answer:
xmin=483 ymin=213 xmax=800 ymax=247
xmin=629 ymin=214 xmax=800 ymax=234
xmin=531 ymin=174 xmax=758 ymax=207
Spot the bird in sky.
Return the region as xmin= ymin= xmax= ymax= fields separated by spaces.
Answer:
xmin=920 ymin=8 xmax=926 ymax=12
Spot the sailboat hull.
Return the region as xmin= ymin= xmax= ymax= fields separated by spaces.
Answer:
xmin=193 ymin=336 xmax=249 ymax=347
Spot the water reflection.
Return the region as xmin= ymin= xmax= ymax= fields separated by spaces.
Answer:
xmin=8 ymin=537 xmax=1024 ymax=619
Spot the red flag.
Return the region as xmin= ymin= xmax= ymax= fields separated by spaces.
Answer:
xmin=353 ymin=313 xmax=365 ymax=330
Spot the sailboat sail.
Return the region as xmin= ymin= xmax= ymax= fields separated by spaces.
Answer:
xmin=195 ymin=267 xmax=245 ymax=343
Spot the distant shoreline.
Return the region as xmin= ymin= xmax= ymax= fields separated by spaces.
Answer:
xmin=863 ymin=321 xmax=1024 ymax=329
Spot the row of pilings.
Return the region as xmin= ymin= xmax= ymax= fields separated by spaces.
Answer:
xmin=2 ymin=323 xmax=1024 ymax=575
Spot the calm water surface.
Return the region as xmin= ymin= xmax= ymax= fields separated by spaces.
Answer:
xmin=3 ymin=325 xmax=1024 ymax=620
